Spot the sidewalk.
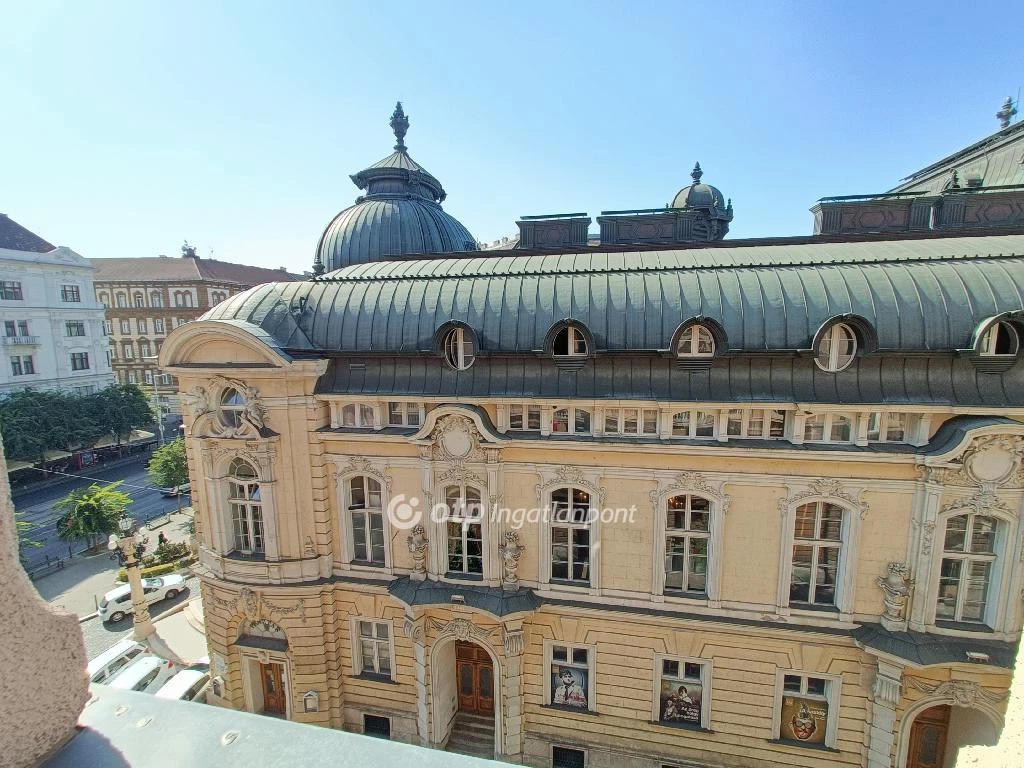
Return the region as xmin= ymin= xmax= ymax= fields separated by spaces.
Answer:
xmin=31 ymin=508 xmax=195 ymax=620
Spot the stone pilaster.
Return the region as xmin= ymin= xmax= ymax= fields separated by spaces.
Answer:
xmin=867 ymin=658 xmax=904 ymax=768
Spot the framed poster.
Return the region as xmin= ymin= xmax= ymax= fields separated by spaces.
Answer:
xmin=550 ymin=665 xmax=588 ymax=709
xmin=779 ymin=695 xmax=828 ymax=745
xmin=658 ymin=679 xmax=703 ymax=725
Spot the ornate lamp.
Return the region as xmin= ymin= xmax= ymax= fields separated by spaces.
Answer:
xmin=107 ymin=517 xmax=154 ymax=640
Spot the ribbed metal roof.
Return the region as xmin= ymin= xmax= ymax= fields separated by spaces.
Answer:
xmin=207 ymin=234 xmax=1024 ymax=356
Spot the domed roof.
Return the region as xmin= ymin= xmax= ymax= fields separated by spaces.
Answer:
xmin=671 ymin=162 xmax=731 ymax=217
xmin=314 ymin=103 xmax=478 ymax=274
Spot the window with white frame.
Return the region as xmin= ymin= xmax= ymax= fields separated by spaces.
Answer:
xmin=803 ymin=413 xmax=854 ymax=443
xmin=346 ymin=476 xmax=385 ymax=565
xmin=936 ymin=513 xmax=1000 ymax=625
xmin=677 ymin=324 xmax=715 ymax=358
xmin=548 ymin=643 xmax=593 ymax=710
xmin=443 ymin=326 xmax=474 ymax=370
xmin=144 ymin=370 xmax=154 ymax=385
xmin=120 ymin=320 xmax=131 ymax=335
xmin=790 ymin=502 xmax=843 ymax=608
xmin=866 ymin=412 xmax=909 ymax=442
xmin=552 ymin=407 xmax=592 ymax=434
xmin=133 ymin=293 xmax=144 ymax=308
xmin=219 ymin=387 xmax=245 ymax=429
xmin=550 ymin=487 xmax=592 ymax=584
xmin=128 ymin=371 xmax=138 ymax=383
xmin=605 ymin=407 xmax=658 ymax=435
xmin=553 ymin=325 xmax=588 ymax=357
xmin=776 ymin=674 xmax=835 ymax=747
xmin=672 ymin=409 xmax=716 ymax=438
xmin=150 ymin=292 xmax=163 ymax=308
xmin=153 ymin=318 xmax=165 ymax=334
xmin=103 ymin=320 xmax=112 ymax=335
xmin=116 ymin=293 xmax=127 ymax=308
xmin=139 ymin=342 xmax=151 ymax=357
xmin=10 ymin=356 xmax=34 ymax=376
xmin=979 ymin=321 xmax=1019 ymax=356
xmin=228 ymin=458 xmax=264 ymax=556
xmin=387 ymin=401 xmax=422 ymax=427
xmin=355 ymin=620 xmax=392 ymax=677
xmin=664 ymin=495 xmax=710 ymax=595
xmin=656 ymin=657 xmax=710 ymax=728
xmin=445 ymin=485 xmax=483 ymax=576
xmin=98 ymin=291 xmax=109 ymax=307
xmin=726 ymin=408 xmax=786 ymax=438
xmin=137 ymin=319 xmax=148 ymax=334
xmin=815 ymin=323 xmax=857 ymax=372
xmin=509 ymin=404 xmax=541 ymax=431
xmin=341 ymin=403 xmax=375 ymax=428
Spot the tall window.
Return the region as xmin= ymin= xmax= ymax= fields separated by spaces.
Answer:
xmin=139 ymin=342 xmax=151 ymax=357
xmin=228 ymin=459 xmax=263 ymax=555
xmin=665 ymin=495 xmax=710 ymax=595
xmin=133 ymin=293 xmax=144 ymax=308
xmin=144 ymin=370 xmax=154 ymax=385
xmin=443 ymin=326 xmax=474 ymax=370
xmin=550 ymin=487 xmax=591 ymax=584
xmin=936 ymin=513 xmax=998 ymax=624
xmin=509 ymin=405 xmax=541 ymax=431
xmin=790 ymin=502 xmax=843 ymax=607
xmin=10 ymin=356 xmax=34 ymax=376
xmin=219 ymin=388 xmax=245 ymax=428
xmin=150 ymin=292 xmax=163 ymax=308
xmin=61 ymin=284 xmax=81 ymax=302
xmin=980 ymin=321 xmax=1019 ymax=356
xmin=605 ymin=408 xmax=658 ymax=435
xmin=778 ymin=674 xmax=833 ymax=747
xmin=445 ymin=485 xmax=483 ymax=575
xmin=98 ymin=291 xmax=109 ymax=307
xmin=120 ymin=319 xmax=131 ymax=334
xmin=678 ymin=324 xmax=715 ymax=358
xmin=548 ymin=644 xmax=592 ymax=710
xmin=347 ymin=476 xmax=385 ymax=565
xmin=116 ymin=293 xmax=127 ymax=308
xmin=726 ymin=408 xmax=786 ymax=439
xmin=672 ymin=410 xmax=716 ymax=438
xmin=341 ymin=403 xmax=375 ymax=428
xmin=815 ymin=323 xmax=857 ymax=372
xmin=356 ymin=621 xmax=392 ymax=677
xmin=137 ymin=319 xmax=148 ymax=334
xmin=153 ymin=318 xmax=165 ymax=334
xmin=803 ymin=413 xmax=853 ymax=442
xmin=657 ymin=658 xmax=709 ymax=728
xmin=552 ymin=407 xmax=591 ymax=434
xmin=122 ymin=343 xmax=134 ymax=359
xmin=65 ymin=321 xmax=86 ymax=337
xmin=70 ymin=352 xmax=90 ymax=371
xmin=553 ymin=325 xmax=588 ymax=356
xmin=102 ymin=320 xmax=112 ymax=335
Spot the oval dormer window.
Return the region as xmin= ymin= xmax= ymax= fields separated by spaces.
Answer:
xmin=980 ymin=321 xmax=1019 ymax=357
xmin=220 ymin=387 xmax=246 ymax=429
xmin=815 ymin=323 xmax=857 ymax=373
xmin=553 ymin=325 xmax=588 ymax=357
xmin=443 ymin=327 xmax=474 ymax=370
xmin=678 ymin=324 xmax=715 ymax=358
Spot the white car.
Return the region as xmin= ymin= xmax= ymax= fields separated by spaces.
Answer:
xmin=98 ymin=575 xmax=187 ymax=623
xmin=87 ymin=639 xmax=149 ymax=684
xmin=106 ymin=655 xmax=179 ymax=694
xmin=155 ymin=668 xmax=212 ymax=702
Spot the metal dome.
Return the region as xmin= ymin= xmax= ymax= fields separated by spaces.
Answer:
xmin=671 ymin=162 xmax=731 ymax=217
xmin=314 ymin=104 xmax=478 ymax=273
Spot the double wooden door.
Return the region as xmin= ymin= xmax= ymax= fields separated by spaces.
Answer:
xmin=906 ymin=705 xmax=950 ymax=768
xmin=456 ymin=642 xmax=494 ymax=715
xmin=260 ymin=662 xmax=286 ymax=716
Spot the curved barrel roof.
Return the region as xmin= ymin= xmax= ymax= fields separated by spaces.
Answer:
xmin=205 ymin=234 xmax=1024 ymax=355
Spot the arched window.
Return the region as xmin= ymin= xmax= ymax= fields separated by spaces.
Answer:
xmin=553 ymin=325 xmax=588 ymax=357
xmin=228 ymin=459 xmax=263 ymax=556
xmin=790 ymin=502 xmax=844 ymax=607
xmin=678 ymin=324 xmax=715 ymax=358
xmin=936 ymin=513 xmax=998 ymax=624
xmin=980 ymin=321 xmax=1019 ymax=356
xmin=815 ymin=323 xmax=857 ymax=372
xmin=443 ymin=326 xmax=474 ymax=370
xmin=116 ymin=293 xmax=127 ymax=308
xmin=445 ymin=485 xmax=483 ymax=575
xmin=98 ymin=292 xmax=109 ymax=308
xmin=664 ymin=495 xmax=710 ymax=595
xmin=219 ymin=387 xmax=245 ymax=429
xmin=550 ymin=487 xmax=592 ymax=584
xmin=150 ymin=291 xmax=163 ymax=308
xmin=346 ymin=476 xmax=384 ymax=565
xmin=552 ymin=407 xmax=592 ymax=434
xmin=133 ymin=293 xmax=144 ymax=308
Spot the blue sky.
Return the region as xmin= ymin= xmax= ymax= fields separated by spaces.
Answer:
xmin=3 ymin=1 xmax=1022 ymax=270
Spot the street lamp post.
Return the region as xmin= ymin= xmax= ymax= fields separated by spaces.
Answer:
xmin=107 ymin=517 xmax=154 ymax=641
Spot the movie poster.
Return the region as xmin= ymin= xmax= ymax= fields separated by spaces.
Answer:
xmin=550 ymin=666 xmax=588 ymax=709
xmin=779 ymin=695 xmax=828 ymax=745
xmin=658 ymin=679 xmax=703 ymax=725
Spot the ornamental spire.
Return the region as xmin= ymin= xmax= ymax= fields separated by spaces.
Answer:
xmin=996 ymin=96 xmax=1017 ymax=129
xmin=691 ymin=162 xmax=703 ymax=183
xmin=390 ymin=101 xmax=409 ymax=151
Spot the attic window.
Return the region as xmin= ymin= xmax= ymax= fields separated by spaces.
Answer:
xmin=678 ymin=324 xmax=715 ymax=358
xmin=554 ymin=326 xmax=588 ymax=357
xmin=980 ymin=322 xmax=1019 ymax=356
xmin=815 ymin=323 xmax=857 ymax=373
xmin=443 ymin=327 xmax=474 ymax=370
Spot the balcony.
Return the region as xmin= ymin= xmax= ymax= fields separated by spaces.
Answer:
xmin=1 ymin=335 xmax=39 ymax=346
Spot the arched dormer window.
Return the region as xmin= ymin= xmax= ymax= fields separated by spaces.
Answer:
xmin=678 ymin=324 xmax=715 ymax=358
xmin=553 ymin=325 xmax=588 ymax=357
xmin=815 ymin=323 xmax=857 ymax=373
xmin=442 ymin=326 xmax=474 ymax=370
xmin=219 ymin=387 xmax=245 ymax=429
xmin=979 ymin=321 xmax=1019 ymax=357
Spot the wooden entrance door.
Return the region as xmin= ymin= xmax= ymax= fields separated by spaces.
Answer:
xmin=260 ymin=662 xmax=286 ymax=716
xmin=456 ymin=642 xmax=494 ymax=715
xmin=907 ymin=705 xmax=950 ymax=768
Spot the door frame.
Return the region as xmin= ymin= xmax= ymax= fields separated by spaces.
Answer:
xmin=897 ymin=696 xmax=1002 ymax=768
xmin=240 ymin=649 xmax=291 ymax=720
xmin=456 ymin=641 xmax=495 ymax=715
xmin=430 ymin=635 xmax=502 ymax=756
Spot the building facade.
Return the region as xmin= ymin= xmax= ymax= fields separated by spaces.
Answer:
xmin=0 ymin=214 xmax=113 ymax=396
xmin=91 ymin=245 xmax=297 ymax=415
xmin=162 ymin=110 xmax=1024 ymax=768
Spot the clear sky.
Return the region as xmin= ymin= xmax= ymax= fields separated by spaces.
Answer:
xmin=3 ymin=1 xmax=1022 ymax=271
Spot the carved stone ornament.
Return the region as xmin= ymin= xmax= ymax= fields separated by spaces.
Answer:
xmin=403 ymin=617 xmax=425 ymax=645
xmin=430 ymin=416 xmax=486 ymax=464
xmin=332 ymin=455 xmax=392 ymax=491
xmin=503 ymin=627 xmax=525 ymax=656
xmin=876 ymin=563 xmax=914 ymax=629
xmin=191 ymin=376 xmax=270 ymax=439
xmin=940 ymin=489 xmax=1013 ymax=519
xmin=428 ymin=617 xmax=495 ymax=644
xmin=913 ymin=520 xmax=936 ymax=556
xmin=925 ymin=434 xmax=1024 ymax=489
xmin=535 ymin=465 xmax=606 ymax=507
xmin=498 ymin=531 xmax=526 ymax=591
xmin=778 ymin=478 xmax=869 ymax=519
xmin=649 ymin=471 xmax=730 ymax=513
xmin=904 ymin=677 xmax=1008 ymax=707
xmin=407 ymin=524 xmax=429 ymax=580
xmin=872 ymin=669 xmax=903 ymax=708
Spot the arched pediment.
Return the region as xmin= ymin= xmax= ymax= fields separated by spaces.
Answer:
xmin=410 ymin=404 xmax=507 ymax=459
xmin=159 ymin=319 xmax=293 ymax=369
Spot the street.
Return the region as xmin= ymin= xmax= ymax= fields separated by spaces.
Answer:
xmin=14 ymin=460 xmax=188 ymax=573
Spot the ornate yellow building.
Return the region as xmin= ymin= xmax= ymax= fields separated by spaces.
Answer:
xmin=162 ymin=107 xmax=1024 ymax=768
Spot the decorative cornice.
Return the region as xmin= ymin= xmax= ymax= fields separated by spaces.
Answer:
xmin=778 ymin=477 xmax=869 ymax=519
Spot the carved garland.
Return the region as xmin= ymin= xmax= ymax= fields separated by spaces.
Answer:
xmin=202 ymin=585 xmax=308 ymax=627
xmin=428 ymin=617 xmax=496 ymax=644
xmin=535 ymin=465 xmax=607 ymax=507
xmin=332 ymin=455 xmax=393 ymax=491
xmin=777 ymin=478 xmax=869 ymax=519
xmin=904 ymin=677 xmax=1008 ymax=707
xmin=648 ymin=471 xmax=731 ymax=513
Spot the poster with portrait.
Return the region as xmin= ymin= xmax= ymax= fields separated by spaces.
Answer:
xmin=779 ymin=695 xmax=828 ymax=745
xmin=658 ymin=679 xmax=703 ymax=725
xmin=550 ymin=665 xmax=588 ymax=709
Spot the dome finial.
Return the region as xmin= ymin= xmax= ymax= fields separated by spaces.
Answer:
xmin=691 ymin=162 xmax=703 ymax=183
xmin=390 ymin=101 xmax=409 ymax=151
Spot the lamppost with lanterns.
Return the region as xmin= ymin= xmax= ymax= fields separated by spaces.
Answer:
xmin=107 ymin=517 xmax=155 ymax=641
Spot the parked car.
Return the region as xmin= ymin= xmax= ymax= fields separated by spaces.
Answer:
xmin=98 ymin=575 xmax=187 ymax=623
xmin=154 ymin=668 xmax=212 ymax=702
xmin=87 ymin=639 xmax=149 ymax=684
xmin=159 ymin=482 xmax=191 ymax=497
xmin=106 ymin=655 xmax=178 ymax=693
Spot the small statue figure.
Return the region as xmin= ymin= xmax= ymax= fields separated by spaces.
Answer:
xmin=407 ymin=524 xmax=429 ymax=581
xmin=877 ymin=562 xmax=914 ymax=629
xmin=182 ymin=385 xmax=209 ymax=416
xmin=241 ymin=385 xmax=266 ymax=430
xmin=498 ymin=531 xmax=525 ymax=591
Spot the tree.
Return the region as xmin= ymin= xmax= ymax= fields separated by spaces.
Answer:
xmin=15 ymin=511 xmax=42 ymax=567
xmin=54 ymin=481 xmax=132 ymax=548
xmin=88 ymin=384 xmax=155 ymax=448
xmin=148 ymin=438 xmax=190 ymax=512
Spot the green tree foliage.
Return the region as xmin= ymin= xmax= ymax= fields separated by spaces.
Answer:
xmin=88 ymin=384 xmax=155 ymax=445
xmin=54 ymin=481 xmax=132 ymax=546
xmin=15 ymin=511 xmax=42 ymax=566
xmin=148 ymin=438 xmax=190 ymax=510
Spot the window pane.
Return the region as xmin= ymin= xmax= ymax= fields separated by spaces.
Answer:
xmin=962 ymin=561 xmax=991 ymax=621
xmin=783 ymin=675 xmax=801 ymax=692
xmin=969 ymin=516 xmax=996 ymax=554
xmin=663 ymin=659 xmax=679 ymax=677
xmin=944 ymin=516 xmax=968 ymax=552
xmin=818 ymin=505 xmax=843 ymax=541
xmin=748 ymin=409 xmax=764 ymax=437
xmin=623 ymin=409 xmax=638 ymax=434
xmin=806 ymin=678 xmax=827 ymax=696
xmin=804 ymin=414 xmax=825 ymax=441
xmin=407 ymin=403 xmax=420 ymax=426
xmin=527 ymin=408 xmax=541 ymax=430
xmin=360 ymin=640 xmax=376 ymax=672
xmin=360 ymin=405 xmax=374 ymax=426
xmin=552 ymin=409 xmax=569 ymax=433
xmin=790 ymin=545 xmax=812 ymax=602
xmin=509 ymin=406 xmax=523 ymax=430
xmin=727 ymin=409 xmax=743 ymax=436
xmin=553 ymin=646 xmax=567 ymax=662
xmin=575 ymin=409 xmax=591 ymax=433
xmin=388 ymin=402 xmax=402 ymax=424
xmin=885 ymin=412 xmax=906 ymax=441
xmin=936 ymin=558 xmax=961 ymax=620
xmin=643 ymin=410 xmax=659 ymax=434
xmin=793 ymin=505 xmax=817 ymax=539
xmin=572 ymin=648 xmax=588 ymax=665
xmin=672 ymin=411 xmax=690 ymax=436
xmin=830 ymin=415 xmax=852 ymax=442
xmin=812 ymin=546 xmax=839 ymax=605
xmin=769 ymin=410 xmax=786 ymax=437
xmin=665 ymin=537 xmax=686 ymax=589
xmin=694 ymin=411 xmax=715 ymax=437
xmin=605 ymin=412 xmax=619 ymax=433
